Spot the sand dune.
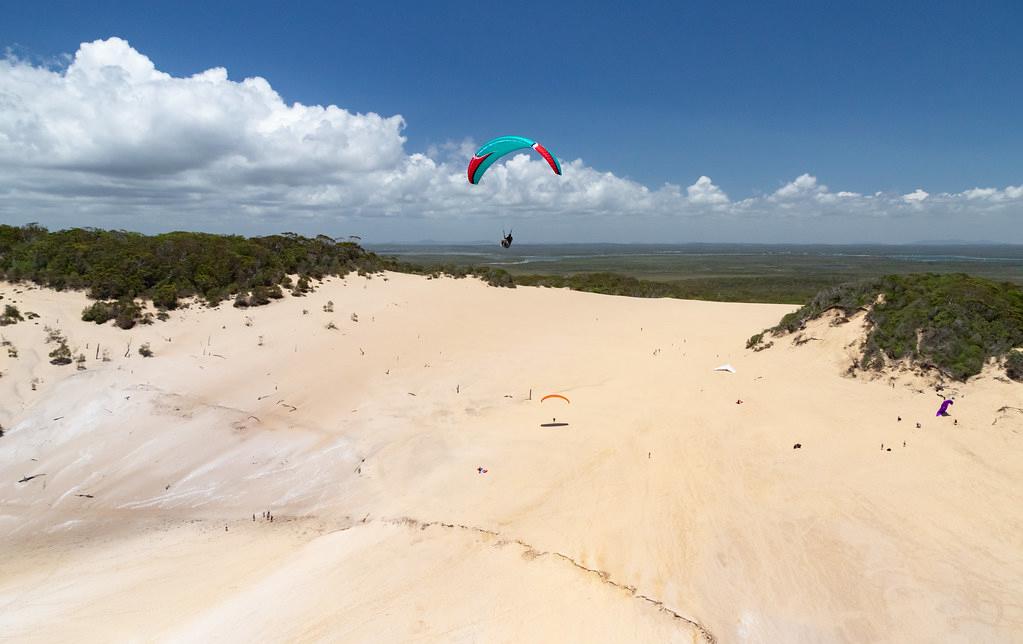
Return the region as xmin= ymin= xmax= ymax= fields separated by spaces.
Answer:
xmin=1 ymin=273 xmax=1021 ymax=642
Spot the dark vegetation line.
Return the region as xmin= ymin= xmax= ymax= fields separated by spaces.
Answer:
xmin=0 ymin=225 xmax=890 ymax=312
xmin=2 ymin=225 xmax=1021 ymax=382
xmin=370 ymin=243 xmax=1023 ymax=305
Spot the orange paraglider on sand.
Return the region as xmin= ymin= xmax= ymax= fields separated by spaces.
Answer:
xmin=541 ymin=394 xmax=570 ymax=403
xmin=540 ymin=393 xmax=570 ymax=428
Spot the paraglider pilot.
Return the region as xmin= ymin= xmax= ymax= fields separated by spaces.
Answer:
xmin=500 ymin=229 xmax=513 ymax=249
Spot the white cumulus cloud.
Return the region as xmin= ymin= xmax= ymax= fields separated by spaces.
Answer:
xmin=773 ymin=173 xmax=822 ymax=200
xmin=960 ymin=185 xmax=1023 ymax=202
xmin=0 ymin=37 xmax=406 ymax=180
xmin=0 ymin=38 xmax=1021 ymax=242
xmin=686 ymin=176 xmax=729 ymax=205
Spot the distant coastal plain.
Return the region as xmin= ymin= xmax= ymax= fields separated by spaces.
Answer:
xmin=370 ymin=243 xmax=1023 ymax=303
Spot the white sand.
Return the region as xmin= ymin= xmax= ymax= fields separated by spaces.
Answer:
xmin=1 ymin=273 xmax=1021 ymax=642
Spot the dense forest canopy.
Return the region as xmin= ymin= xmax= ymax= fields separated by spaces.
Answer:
xmin=0 ymin=224 xmax=392 ymax=306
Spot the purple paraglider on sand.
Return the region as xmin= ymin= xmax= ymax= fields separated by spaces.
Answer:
xmin=936 ymin=399 xmax=954 ymax=417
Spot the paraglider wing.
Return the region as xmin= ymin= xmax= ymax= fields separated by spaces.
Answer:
xmin=541 ymin=394 xmax=570 ymax=403
xmin=468 ymin=135 xmax=562 ymax=184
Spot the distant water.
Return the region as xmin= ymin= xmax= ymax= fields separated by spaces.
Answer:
xmin=366 ymin=243 xmax=1023 ymax=284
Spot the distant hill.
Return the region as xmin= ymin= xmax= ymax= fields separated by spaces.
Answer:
xmin=909 ymin=239 xmax=1008 ymax=245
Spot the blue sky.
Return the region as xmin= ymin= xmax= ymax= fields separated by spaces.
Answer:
xmin=1 ymin=1 xmax=1021 ymax=241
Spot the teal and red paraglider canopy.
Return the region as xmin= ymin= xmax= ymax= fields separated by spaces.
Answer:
xmin=468 ymin=135 xmax=562 ymax=185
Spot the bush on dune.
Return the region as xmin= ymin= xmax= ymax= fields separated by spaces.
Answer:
xmin=0 ymin=304 xmax=23 ymax=326
xmin=39 ymin=325 xmax=73 ymax=365
xmin=1006 ymin=351 xmax=1023 ymax=382
xmin=758 ymin=273 xmax=1023 ymax=381
xmin=82 ymin=299 xmax=144 ymax=329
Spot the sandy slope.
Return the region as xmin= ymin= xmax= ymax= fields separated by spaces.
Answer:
xmin=1 ymin=273 xmax=1021 ymax=643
